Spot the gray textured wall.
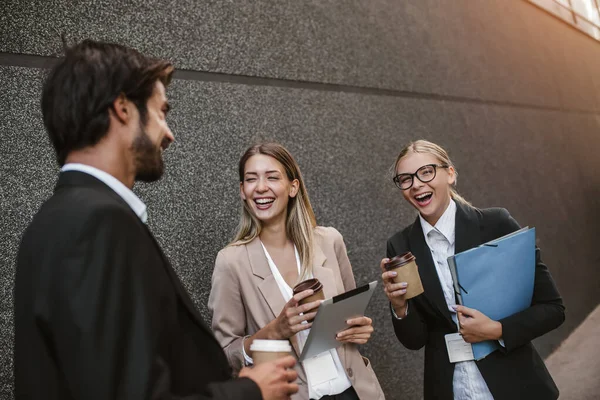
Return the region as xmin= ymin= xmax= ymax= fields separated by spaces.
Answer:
xmin=2 ymin=1 xmax=600 ymax=399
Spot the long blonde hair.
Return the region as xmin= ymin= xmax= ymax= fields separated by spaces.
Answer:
xmin=393 ymin=140 xmax=471 ymax=206
xmin=231 ymin=143 xmax=317 ymax=280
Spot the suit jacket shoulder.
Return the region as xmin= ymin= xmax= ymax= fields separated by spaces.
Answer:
xmin=478 ymin=206 xmax=510 ymax=225
xmin=215 ymin=242 xmax=250 ymax=271
xmin=387 ymin=222 xmax=412 ymax=244
xmin=477 ymin=206 xmax=522 ymax=240
xmin=21 ymin=184 xmax=143 ymax=269
xmin=314 ymin=225 xmax=344 ymax=248
xmin=386 ymin=217 xmax=416 ymax=258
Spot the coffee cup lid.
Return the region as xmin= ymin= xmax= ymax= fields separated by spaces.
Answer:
xmin=293 ymin=278 xmax=323 ymax=294
xmin=384 ymin=252 xmax=416 ymax=270
xmin=250 ymin=339 xmax=292 ymax=353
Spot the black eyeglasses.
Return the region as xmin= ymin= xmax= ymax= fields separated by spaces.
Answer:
xmin=393 ymin=164 xmax=449 ymax=190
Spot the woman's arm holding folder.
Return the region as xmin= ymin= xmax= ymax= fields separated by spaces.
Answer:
xmin=493 ymin=211 xmax=565 ymax=353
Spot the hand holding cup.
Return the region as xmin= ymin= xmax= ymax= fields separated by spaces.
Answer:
xmin=292 ymin=279 xmax=324 ymax=322
xmin=380 ymin=258 xmax=409 ymax=317
xmin=239 ymin=355 xmax=299 ymax=400
xmin=271 ymin=288 xmax=322 ymax=339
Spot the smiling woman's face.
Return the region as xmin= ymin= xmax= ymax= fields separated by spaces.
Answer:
xmin=240 ymin=154 xmax=298 ymax=227
xmin=395 ymin=151 xmax=455 ymax=226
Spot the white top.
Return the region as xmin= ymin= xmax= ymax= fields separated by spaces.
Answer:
xmin=418 ymin=199 xmax=494 ymax=400
xmin=243 ymin=243 xmax=352 ymax=399
xmin=61 ymin=163 xmax=147 ymax=223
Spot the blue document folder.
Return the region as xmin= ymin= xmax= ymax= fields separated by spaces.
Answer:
xmin=447 ymin=227 xmax=536 ymax=360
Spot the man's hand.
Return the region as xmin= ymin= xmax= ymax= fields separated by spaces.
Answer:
xmin=239 ymin=356 xmax=299 ymax=400
xmin=455 ymin=305 xmax=503 ymax=344
xmin=336 ymin=316 xmax=374 ymax=344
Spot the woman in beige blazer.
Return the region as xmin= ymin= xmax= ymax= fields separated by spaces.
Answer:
xmin=209 ymin=143 xmax=384 ymax=400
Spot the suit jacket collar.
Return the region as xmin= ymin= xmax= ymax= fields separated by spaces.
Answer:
xmin=56 ymin=169 xmax=116 ymax=191
xmin=246 ymin=235 xmax=328 ymax=282
xmin=61 ymin=164 xmax=147 ymax=222
xmin=56 ymin=170 xmax=134 ymax=215
xmin=246 ymin=235 xmax=330 ymax=358
xmin=409 ymin=200 xmax=482 ymax=329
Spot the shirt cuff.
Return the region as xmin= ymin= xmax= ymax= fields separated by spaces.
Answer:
xmin=391 ymin=303 xmax=408 ymax=319
xmin=242 ymin=336 xmax=254 ymax=365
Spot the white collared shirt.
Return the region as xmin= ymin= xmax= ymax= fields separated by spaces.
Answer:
xmin=61 ymin=163 xmax=148 ymax=223
xmin=419 ymin=199 xmax=494 ymax=400
xmin=243 ymin=243 xmax=352 ymax=399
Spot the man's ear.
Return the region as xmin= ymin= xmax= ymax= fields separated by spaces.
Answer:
xmin=111 ymin=93 xmax=131 ymax=125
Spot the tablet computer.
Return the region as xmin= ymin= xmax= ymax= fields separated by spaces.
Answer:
xmin=299 ymin=281 xmax=378 ymax=361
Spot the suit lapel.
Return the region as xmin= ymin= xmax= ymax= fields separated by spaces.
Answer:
xmin=454 ymin=201 xmax=482 ymax=255
xmin=408 ymin=219 xmax=455 ymax=327
xmin=143 ymin=227 xmax=215 ymax=336
xmin=247 ymin=238 xmax=287 ymax=319
xmin=310 ymin=244 xmax=338 ymax=300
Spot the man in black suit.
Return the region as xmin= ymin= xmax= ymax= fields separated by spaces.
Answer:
xmin=14 ymin=39 xmax=298 ymax=400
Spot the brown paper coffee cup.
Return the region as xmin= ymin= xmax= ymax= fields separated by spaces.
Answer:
xmin=293 ymin=279 xmax=325 ymax=321
xmin=384 ymin=252 xmax=424 ymax=299
xmin=298 ymin=290 xmax=325 ymax=306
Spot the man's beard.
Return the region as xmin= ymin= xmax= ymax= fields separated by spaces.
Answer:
xmin=131 ymin=122 xmax=164 ymax=182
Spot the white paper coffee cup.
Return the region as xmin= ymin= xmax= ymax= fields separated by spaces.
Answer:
xmin=250 ymin=339 xmax=292 ymax=365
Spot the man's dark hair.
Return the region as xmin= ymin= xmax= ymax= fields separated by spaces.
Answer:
xmin=41 ymin=39 xmax=174 ymax=166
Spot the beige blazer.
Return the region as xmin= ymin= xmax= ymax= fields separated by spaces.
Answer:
xmin=209 ymin=226 xmax=385 ymax=400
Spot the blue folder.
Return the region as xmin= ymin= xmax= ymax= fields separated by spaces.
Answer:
xmin=447 ymin=227 xmax=536 ymax=360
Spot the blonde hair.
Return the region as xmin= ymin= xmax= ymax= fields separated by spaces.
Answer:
xmin=393 ymin=140 xmax=471 ymax=206
xmin=230 ymin=143 xmax=317 ymax=280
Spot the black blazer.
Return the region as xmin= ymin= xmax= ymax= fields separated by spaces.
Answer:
xmin=387 ymin=201 xmax=564 ymax=400
xmin=14 ymin=171 xmax=261 ymax=400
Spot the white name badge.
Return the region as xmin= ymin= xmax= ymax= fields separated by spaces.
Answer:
xmin=444 ymin=333 xmax=475 ymax=363
xmin=302 ymin=351 xmax=338 ymax=386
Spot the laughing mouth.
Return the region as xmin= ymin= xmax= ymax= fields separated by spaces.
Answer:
xmin=414 ymin=192 xmax=433 ymax=205
xmin=254 ymin=198 xmax=275 ymax=206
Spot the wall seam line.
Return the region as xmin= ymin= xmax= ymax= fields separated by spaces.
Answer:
xmin=1 ymin=52 xmax=598 ymax=116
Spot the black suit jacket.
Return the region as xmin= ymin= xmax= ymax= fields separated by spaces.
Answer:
xmin=387 ymin=201 xmax=564 ymax=400
xmin=14 ymin=171 xmax=262 ymax=400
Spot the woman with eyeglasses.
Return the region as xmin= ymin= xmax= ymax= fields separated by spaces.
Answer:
xmin=209 ymin=143 xmax=385 ymax=400
xmin=380 ymin=140 xmax=564 ymax=400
